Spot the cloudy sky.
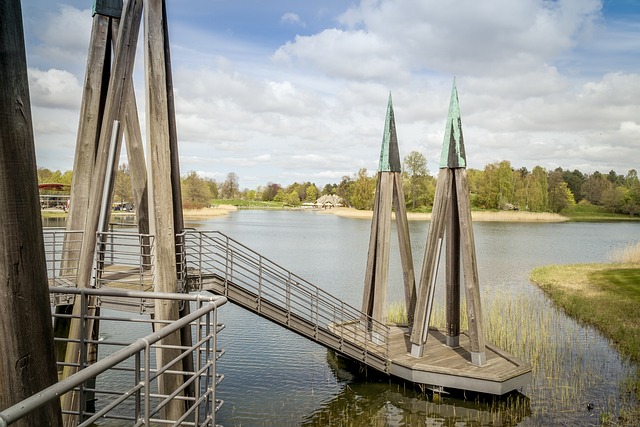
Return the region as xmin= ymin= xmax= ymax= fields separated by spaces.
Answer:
xmin=22 ymin=0 xmax=640 ymax=189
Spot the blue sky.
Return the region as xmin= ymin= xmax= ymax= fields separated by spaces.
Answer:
xmin=22 ymin=0 xmax=640 ymax=189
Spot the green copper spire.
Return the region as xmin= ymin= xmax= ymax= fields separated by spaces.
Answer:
xmin=378 ymin=93 xmax=402 ymax=172
xmin=439 ymin=79 xmax=467 ymax=169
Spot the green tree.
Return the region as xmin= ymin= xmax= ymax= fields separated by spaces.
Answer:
xmin=262 ymin=182 xmax=281 ymax=201
xmin=220 ymin=172 xmax=239 ymax=199
xmin=305 ymin=184 xmax=318 ymax=202
xmin=274 ymin=189 xmax=286 ymax=203
xmin=548 ymin=170 xmax=574 ymax=212
xmin=403 ymin=151 xmax=429 ymax=210
xmin=181 ymin=171 xmax=212 ymax=208
xmin=113 ymin=163 xmax=132 ymax=204
xmin=582 ymin=171 xmax=611 ymax=205
xmin=350 ymin=168 xmax=375 ymax=210
xmin=527 ymin=166 xmax=548 ymax=211
xmin=206 ymin=178 xmax=218 ymax=199
xmin=562 ymin=169 xmax=585 ymax=202
xmin=285 ymin=190 xmax=301 ymax=206
xmin=336 ymin=175 xmax=354 ymax=207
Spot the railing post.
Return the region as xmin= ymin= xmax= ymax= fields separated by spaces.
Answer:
xmin=257 ymin=256 xmax=263 ymax=312
xmin=134 ymin=352 xmax=141 ymax=423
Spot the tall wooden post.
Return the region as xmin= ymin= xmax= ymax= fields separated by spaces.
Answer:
xmin=0 ymin=2 xmax=62 ymax=425
xmin=410 ymin=80 xmax=486 ymax=365
xmin=61 ymin=1 xmax=143 ymax=422
xmin=145 ymin=0 xmax=185 ymax=419
xmin=362 ymin=94 xmax=416 ymax=332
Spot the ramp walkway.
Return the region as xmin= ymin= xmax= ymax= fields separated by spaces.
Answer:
xmin=44 ymin=229 xmax=531 ymax=395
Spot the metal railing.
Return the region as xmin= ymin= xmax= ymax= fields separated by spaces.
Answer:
xmin=95 ymin=230 xmax=155 ymax=291
xmin=0 ymin=287 xmax=227 ymax=427
xmin=41 ymin=228 xmax=390 ymax=371
xmin=181 ymin=231 xmax=390 ymax=370
xmin=43 ymin=228 xmax=83 ymax=288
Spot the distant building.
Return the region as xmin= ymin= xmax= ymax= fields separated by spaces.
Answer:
xmin=316 ymin=194 xmax=343 ymax=209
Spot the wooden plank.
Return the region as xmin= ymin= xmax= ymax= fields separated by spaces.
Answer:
xmin=410 ymin=168 xmax=451 ymax=352
xmin=454 ymin=168 xmax=486 ymax=362
xmin=392 ymin=171 xmax=416 ymax=323
xmin=0 ymin=2 xmax=62 ymax=422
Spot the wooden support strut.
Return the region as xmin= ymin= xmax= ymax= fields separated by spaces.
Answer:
xmin=454 ymin=168 xmax=486 ymax=364
xmin=61 ymin=1 xmax=143 ymax=423
xmin=144 ymin=0 xmax=185 ymax=420
xmin=410 ymin=168 xmax=451 ymax=357
xmin=445 ymin=171 xmax=461 ymax=347
xmin=0 ymin=1 xmax=62 ymax=423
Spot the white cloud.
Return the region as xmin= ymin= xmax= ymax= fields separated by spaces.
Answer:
xmin=31 ymin=5 xmax=92 ymax=72
xmin=22 ymin=0 xmax=640 ymax=188
xmin=280 ymin=12 xmax=303 ymax=26
xmin=28 ymin=68 xmax=82 ymax=110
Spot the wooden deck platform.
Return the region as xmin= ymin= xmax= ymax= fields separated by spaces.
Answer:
xmin=387 ymin=326 xmax=530 ymax=395
xmin=327 ymin=320 xmax=531 ymax=395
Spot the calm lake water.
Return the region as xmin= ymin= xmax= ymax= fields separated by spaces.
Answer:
xmin=45 ymin=211 xmax=640 ymax=426
xmin=181 ymin=210 xmax=639 ymax=427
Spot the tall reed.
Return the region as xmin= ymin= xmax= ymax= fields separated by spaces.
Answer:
xmin=611 ymin=241 xmax=640 ymax=264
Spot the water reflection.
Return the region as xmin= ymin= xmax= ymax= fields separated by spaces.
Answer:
xmin=301 ymin=351 xmax=531 ymax=427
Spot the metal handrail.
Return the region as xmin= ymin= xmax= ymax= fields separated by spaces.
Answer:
xmin=42 ymin=228 xmax=391 ymax=369
xmin=182 ymin=230 xmax=390 ymax=365
xmin=0 ymin=287 xmax=227 ymax=427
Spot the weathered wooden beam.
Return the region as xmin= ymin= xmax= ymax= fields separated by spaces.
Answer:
xmin=162 ymin=0 xmax=184 ymax=235
xmin=144 ymin=0 xmax=184 ymax=420
xmin=371 ymin=172 xmax=393 ymax=326
xmin=61 ymin=1 xmax=142 ymax=422
xmin=392 ymin=171 xmax=416 ymax=324
xmin=410 ymin=168 xmax=451 ymax=357
xmin=361 ymin=176 xmax=381 ymax=317
xmin=64 ymin=13 xmax=111 ymax=269
xmin=0 ymin=1 xmax=62 ymax=424
xmin=445 ymin=173 xmax=461 ymax=347
xmin=454 ymin=168 xmax=486 ymax=365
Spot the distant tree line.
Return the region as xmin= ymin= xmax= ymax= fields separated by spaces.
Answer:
xmin=37 ymin=155 xmax=640 ymax=216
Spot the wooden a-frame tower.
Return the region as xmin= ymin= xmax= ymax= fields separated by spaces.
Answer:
xmin=59 ymin=0 xmax=188 ymax=423
xmin=409 ymin=80 xmax=486 ymax=365
xmin=361 ymin=94 xmax=417 ymax=329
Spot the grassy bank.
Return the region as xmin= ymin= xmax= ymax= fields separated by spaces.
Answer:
xmin=531 ymin=263 xmax=640 ymax=363
xmin=530 ymin=241 xmax=640 ymax=362
xmin=561 ymin=202 xmax=640 ymax=222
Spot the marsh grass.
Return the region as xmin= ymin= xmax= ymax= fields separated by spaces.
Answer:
xmin=611 ymin=241 xmax=640 ymax=264
xmin=385 ymin=284 xmax=639 ymax=423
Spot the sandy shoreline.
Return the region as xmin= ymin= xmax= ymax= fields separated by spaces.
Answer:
xmin=180 ymin=205 xmax=568 ymax=222
xmin=322 ymin=207 xmax=569 ymax=222
xmin=182 ymin=205 xmax=237 ymax=219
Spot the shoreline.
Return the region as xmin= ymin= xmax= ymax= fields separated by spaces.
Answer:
xmin=322 ymin=207 xmax=569 ymax=222
xmin=42 ymin=205 xmax=570 ymax=222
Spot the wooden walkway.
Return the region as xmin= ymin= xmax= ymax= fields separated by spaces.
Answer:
xmin=46 ymin=229 xmax=531 ymax=395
